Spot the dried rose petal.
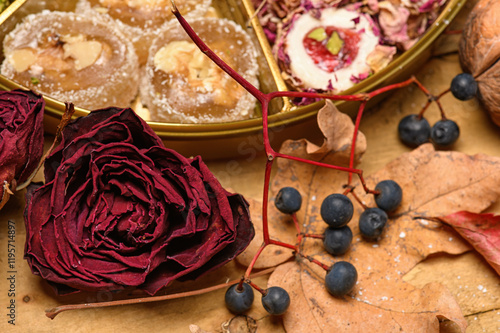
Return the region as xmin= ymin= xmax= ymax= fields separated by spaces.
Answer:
xmin=0 ymin=90 xmax=45 ymax=210
xmin=24 ymin=107 xmax=254 ymax=295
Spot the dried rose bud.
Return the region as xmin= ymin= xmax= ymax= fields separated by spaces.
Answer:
xmin=0 ymin=90 xmax=45 ymax=210
xmin=24 ymin=107 xmax=254 ymax=295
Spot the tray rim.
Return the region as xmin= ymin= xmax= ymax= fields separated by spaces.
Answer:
xmin=0 ymin=0 xmax=466 ymax=141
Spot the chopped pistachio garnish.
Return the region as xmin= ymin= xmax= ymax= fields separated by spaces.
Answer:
xmin=326 ymin=31 xmax=344 ymax=55
xmin=307 ymin=28 xmax=327 ymax=42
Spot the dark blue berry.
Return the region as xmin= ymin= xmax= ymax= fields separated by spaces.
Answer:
xmin=398 ymin=114 xmax=431 ymax=147
xmin=275 ymin=187 xmax=302 ymax=214
xmin=320 ymin=194 xmax=353 ymax=228
xmin=431 ymin=119 xmax=459 ymax=147
xmin=225 ymin=283 xmax=254 ymax=314
xmin=323 ymin=226 xmax=352 ymax=255
xmin=375 ymin=180 xmax=402 ymax=212
xmin=261 ymin=286 xmax=290 ymax=315
xmin=359 ymin=207 xmax=388 ymax=240
xmin=325 ymin=261 xmax=358 ymax=297
xmin=450 ymin=73 xmax=477 ymax=101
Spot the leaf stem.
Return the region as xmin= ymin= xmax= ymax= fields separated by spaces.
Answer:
xmin=46 ymin=267 xmax=276 ymax=319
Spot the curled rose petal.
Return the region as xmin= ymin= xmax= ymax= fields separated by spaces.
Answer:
xmin=0 ymin=90 xmax=45 ymax=210
xmin=24 ymin=107 xmax=254 ymax=295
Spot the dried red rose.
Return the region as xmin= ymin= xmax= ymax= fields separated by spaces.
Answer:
xmin=24 ymin=107 xmax=254 ymax=295
xmin=0 ymin=90 xmax=45 ymax=210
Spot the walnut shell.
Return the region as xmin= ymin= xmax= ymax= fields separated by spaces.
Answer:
xmin=459 ymin=0 xmax=500 ymax=126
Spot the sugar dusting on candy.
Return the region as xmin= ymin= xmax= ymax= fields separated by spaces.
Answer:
xmin=141 ymin=17 xmax=259 ymax=124
xmin=75 ymin=0 xmax=212 ymax=64
xmin=0 ymin=11 xmax=139 ymax=110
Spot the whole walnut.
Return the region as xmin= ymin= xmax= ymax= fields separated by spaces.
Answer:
xmin=459 ymin=0 xmax=500 ymax=126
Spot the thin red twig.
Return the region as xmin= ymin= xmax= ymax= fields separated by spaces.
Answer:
xmin=42 ymin=3 xmax=456 ymax=320
xmin=46 ymin=267 xmax=276 ymax=319
xmin=171 ymin=2 xmax=453 ymax=295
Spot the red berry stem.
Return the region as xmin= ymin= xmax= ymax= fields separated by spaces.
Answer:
xmin=348 ymin=101 xmax=367 ymax=186
xmin=261 ymin=157 xmax=274 ymax=244
xmin=291 ymin=213 xmax=301 ymax=235
xmin=291 ymin=213 xmax=305 ymax=246
xmin=300 ymin=233 xmax=324 ymax=239
xmin=436 ymin=88 xmax=451 ymax=100
xmin=243 ymin=242 xmax=267 ymax=278
xmin=295 ymin=252 xmax=330 ymax=271
xmin=268 ymin=239 xmax=297 ymax=251
xmin=417 ymin=100 xmax=433 ymax=118
xmin=349 ymin=189 xmax=370 ymax=210
xmin=409 ymin=76 xmax=448 ymax=120
xmin=245 ymin=279 xmax=267 ymax=295
xmin=272 ymin=151 xmax=373 ymax=192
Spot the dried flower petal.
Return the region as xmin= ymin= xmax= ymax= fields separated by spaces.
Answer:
xmin=0 ymin=90 xmax=44 ymax=209
xmin=24 ymin=107 xmax=254 ymax=295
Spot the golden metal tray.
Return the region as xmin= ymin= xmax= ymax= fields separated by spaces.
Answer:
xmin=0 ymin=0 xmax=466 ymax=159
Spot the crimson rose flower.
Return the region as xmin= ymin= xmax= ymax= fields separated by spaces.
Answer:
xmin=24 ymin=107 xmax=254 ymax=295
xmin=0 ymin=90 xmax=45 ymax=210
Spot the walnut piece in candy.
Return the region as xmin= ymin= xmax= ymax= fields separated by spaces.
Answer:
xmin=76 ymin=0 xmax=212 ymax=64
xmin=141 ymin=17 xmax=259 ymax=124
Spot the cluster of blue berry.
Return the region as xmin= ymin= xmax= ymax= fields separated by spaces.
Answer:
xmin=224 ymin=180 xmax=402 ymax=315
xmin=398 ymin=73 xmax=477 ymax=148
xmin=170 ymin=4 xmax=478 ymax=318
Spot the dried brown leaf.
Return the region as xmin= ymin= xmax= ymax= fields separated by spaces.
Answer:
xmin=265 ymin=141 xmax=500 ymax=332
xmin=305 ymin=100 xmax=366 ymax=158
xmin=269 ymin=262 xmax=466 ymax=332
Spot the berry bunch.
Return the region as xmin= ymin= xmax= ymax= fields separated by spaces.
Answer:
xmin=169 ymin=6 xmax=444 ymax=317
xmin=43 ymin=7 xmax=479 ymax=320
xmin=225 ymin=178 xmax=403 ymax=315
xmin=398 ymin=72 xmax=477 ymax=148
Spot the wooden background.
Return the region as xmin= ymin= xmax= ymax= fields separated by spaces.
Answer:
xmin=1 ymin=0 xmax=499 ymax=332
